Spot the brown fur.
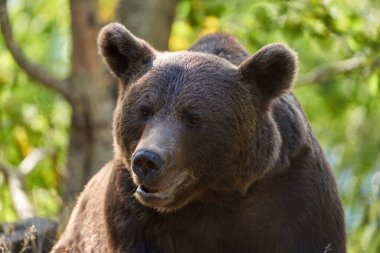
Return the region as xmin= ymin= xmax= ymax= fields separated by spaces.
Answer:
xmin=52 ymin=23 xmax=346 ymax=253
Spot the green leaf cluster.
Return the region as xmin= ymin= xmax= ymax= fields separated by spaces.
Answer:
xmin=0 ymin=0 xmax=70 ymax=221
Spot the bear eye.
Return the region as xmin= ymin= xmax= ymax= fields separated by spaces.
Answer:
xmin=186 ymin=113 xmax=202 ymax=127
xmin=139 ymin=106 xmax=151 ymax=120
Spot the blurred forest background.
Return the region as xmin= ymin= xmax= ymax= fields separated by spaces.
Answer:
xmin=0 ymin=0 xmax=379 ymax=252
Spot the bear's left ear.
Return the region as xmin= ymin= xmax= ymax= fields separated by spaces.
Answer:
xmin=238 ymin=43 xmax=297 ymax=106
xmin=97 ymin=23 xmax=156 ymax=81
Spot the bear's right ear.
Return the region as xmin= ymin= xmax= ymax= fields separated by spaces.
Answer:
xmin=97 ymin=23 xmax=155 ymax=81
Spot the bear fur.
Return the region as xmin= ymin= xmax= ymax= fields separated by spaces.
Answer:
xmin=51 ymin=23 xmax=346 ymax=253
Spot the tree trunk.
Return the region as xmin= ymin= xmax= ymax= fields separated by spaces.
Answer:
xmin=117 ymin=0 xmax=177 ymax=50
xmin=62 ymin=0 xmax=115 ymax=201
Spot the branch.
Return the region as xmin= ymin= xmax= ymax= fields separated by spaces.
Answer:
xmin=297 ymin=54 xmax=367 ymax=85
xmin=0 ymin=0 xmax=70 ymax=100
xmin=0 ymin=161 xmax=36 ymax=219
xmin=19 ymin=148 xmax=51 ymax=175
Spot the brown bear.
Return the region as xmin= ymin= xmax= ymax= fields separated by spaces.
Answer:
xmin=51 ymin=23 xmax=346 ymax=253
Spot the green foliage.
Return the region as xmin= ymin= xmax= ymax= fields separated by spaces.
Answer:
xmin=0 ymin=0 xmax=70 ymax=221
xmin=0 ymin=0 xmax=379 ymax=252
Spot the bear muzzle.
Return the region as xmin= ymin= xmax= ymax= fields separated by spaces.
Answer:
xmin=131 ymin=148 xmax=195 ymax=210
xmin=133 ymin=167 xmax=192 ymax=211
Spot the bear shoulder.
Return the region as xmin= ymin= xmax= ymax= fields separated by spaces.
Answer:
xmin=51 ymin=162 xmax=113 ymax=253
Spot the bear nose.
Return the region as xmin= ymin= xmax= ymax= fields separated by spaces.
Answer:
xmin=132 ymin=150 xmax=164 ymax=180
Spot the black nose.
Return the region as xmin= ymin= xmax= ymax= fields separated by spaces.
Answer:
xmin=132 ymin=150 xmax=164 ymax=180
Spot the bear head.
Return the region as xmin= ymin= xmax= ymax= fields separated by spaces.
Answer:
xmin=98 ymin=23 xmax=297 ymax=212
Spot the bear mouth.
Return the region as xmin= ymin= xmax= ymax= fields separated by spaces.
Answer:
xmin=133 ymin=172 xmax=193 ymax=210
xmin=134 ymin=184 xmax=174 ymax=209
xmin=139 ymin=185 xmax=159 ymax=194
xmin=136 ymin=185 xmax=170 ymax=199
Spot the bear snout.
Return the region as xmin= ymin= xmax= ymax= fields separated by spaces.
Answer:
xmin=132 ymin=149 xmax=165 ymax=182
